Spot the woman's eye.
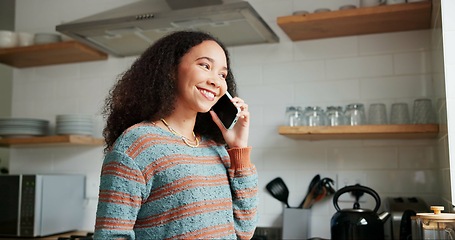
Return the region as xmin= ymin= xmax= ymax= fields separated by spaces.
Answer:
xmin=200 ymin=63 xmax=210 ymax=70
xmin=219 ymin=73 xmax=227 ymax=79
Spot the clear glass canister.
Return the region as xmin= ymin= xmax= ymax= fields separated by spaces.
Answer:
xmin=345 ymin=103 xmax=366 ymax=125
xmin=303 ymin=106 xmax=326 ymax=126
xmin=285 ymin=106 xmax=303 ymax=126
xmin=413 ymin=206 xmax=455 ymax=240
xmin=326 ymin=106 xmax=345 ymax=126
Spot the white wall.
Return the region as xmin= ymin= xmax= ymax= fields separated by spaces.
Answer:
xmin=431 ymin=0 xmax=452 ymax=211
xmin=440 ymin=0 xmax=455 ymax=206
xmin=9 ymin=0 xmax=443 ymax=238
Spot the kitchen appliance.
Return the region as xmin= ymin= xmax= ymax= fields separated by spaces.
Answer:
xmin=56 ymin=0 xmax=279 ymax=57
xmin=413 ymin=206 xmax=455 ymax=240
xmin=0 ymin=174 xmax=85 ymax=237
xmin=331 ymin=184 xmax=390 ymax=240
xmin=384 ymin=196 xmax=429 ymax=240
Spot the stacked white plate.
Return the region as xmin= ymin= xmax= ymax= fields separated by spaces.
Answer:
xmin=0 ymin=118 xmax=49 ymax=138
xmin=34 ymin=33 xmax=62 ymax=44
xmin=56 ymin=114 xmax=94 ymax=136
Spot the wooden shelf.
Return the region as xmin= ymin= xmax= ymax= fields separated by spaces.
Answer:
xmin=278 ymin=124 xmax=439 ymax=140
xmin=0 ymin=41 xmax=108 ymax=68
xmin=277 ymin=1 xmax=432 ymax=41
xmin=0 ymin=135 xmax=104 ymax=147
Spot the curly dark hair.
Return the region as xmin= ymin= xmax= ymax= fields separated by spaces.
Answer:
xmin=102 ymin=31 xmax=237 ymax=152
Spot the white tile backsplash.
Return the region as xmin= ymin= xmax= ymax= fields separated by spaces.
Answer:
xmin=327 ymin=146 xmax=398 ymax=170
xmin=326 ymin=54 xmax=394 ymax=80
xmin=263 ymin=60 xmax=325 ymax=84
xmin=8 ymin=0 xmax=450 ymax=234
xmin=394 ymin=51 xmax=432 ymax=75
xmin=360 ymin=74 xmax=434 ymax=99
xmin=231 ymin=41 xmax=294 ymax=65
xmin=232 ymin=64 xmax=263 ymax=86
xmin=398 ymin=146 xmax=437 ymax=169
xmin=358 ymin=30 xmax=431 ymax=54
xmin=240 ymin=83 xmax=296 ymax=105
xmin=293 ymin=36 xmax=359 ymax=61
xmin=295 ymin=79 xmax=361 ymax=104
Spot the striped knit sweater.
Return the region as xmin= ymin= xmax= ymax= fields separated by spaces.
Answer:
xmin=94 ymin=122 xmax=258 ymax=239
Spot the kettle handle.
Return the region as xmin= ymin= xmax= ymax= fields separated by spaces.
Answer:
xmin=333 ymin=185 xmax=381 ymax=213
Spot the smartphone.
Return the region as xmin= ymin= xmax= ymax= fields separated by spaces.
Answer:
xmin=212 ymin=92 xmax=240 ymax=130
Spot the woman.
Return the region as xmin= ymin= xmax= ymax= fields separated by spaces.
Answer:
xmin=94 ymin=31 xmax=258 ymax=240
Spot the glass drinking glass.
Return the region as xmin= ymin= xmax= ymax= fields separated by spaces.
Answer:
xmin=390 ymin=103 xmax=410 ymax=124
xmin=412 ymin=98 xmax=437 ymax=124
xmin=368 ymin=103 xmax=387 ymax=125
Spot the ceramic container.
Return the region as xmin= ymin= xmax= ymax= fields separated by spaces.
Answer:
xmin=0 ymin=30 xmax=18 ymax=48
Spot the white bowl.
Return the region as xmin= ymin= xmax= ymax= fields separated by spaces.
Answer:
xmin=17 ymin=32 xmax=35 ymax=46
xmin=0 ymin=30 xmax=18 ymax=48
xmin=34 ymin=33 xmax=62 ymax=44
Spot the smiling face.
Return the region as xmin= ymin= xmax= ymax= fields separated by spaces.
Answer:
xmin=175 ymin=40 xmax=228 ymax=115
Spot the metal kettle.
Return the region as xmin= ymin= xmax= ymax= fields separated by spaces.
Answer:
xmin=331 ymin=184 xmax=390 ymax=240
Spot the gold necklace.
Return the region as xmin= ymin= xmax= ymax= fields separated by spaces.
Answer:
xmin=160 ymin=118 xmax=200 ymax=148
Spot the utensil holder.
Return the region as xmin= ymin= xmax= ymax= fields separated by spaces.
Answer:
xmin=282 ymin=208 xmax=310 ymax=240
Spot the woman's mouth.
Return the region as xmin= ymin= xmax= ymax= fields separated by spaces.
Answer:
xmin=199 ymin=88 xmax=216 ymax=101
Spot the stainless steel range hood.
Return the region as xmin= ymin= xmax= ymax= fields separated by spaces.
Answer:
xmin=56 ymin=0 xmax=279 ymax=57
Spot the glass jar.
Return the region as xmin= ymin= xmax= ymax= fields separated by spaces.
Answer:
xmin=326 ymin=106 xmax=345 ymax=126
xmin=414 ymin=206 xmax=455 ymax=240
xmin=303 ymin=106 xmax=326 ymax=126
xmin=345 ymin=103 xmax=366 ymax=125
xmin=285 ymin=106 xmax=303 ymax=126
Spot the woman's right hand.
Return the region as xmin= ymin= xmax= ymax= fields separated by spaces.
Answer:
xmin=210 ymin=97 xmax=249 ymax=149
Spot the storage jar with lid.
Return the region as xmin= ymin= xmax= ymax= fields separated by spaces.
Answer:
xmin=303 ymin=106 xmax=326 ymax=126
xmin=326 ymin=106 xmax=345 ymax=126
xmin=285 ymin=106 xmax=303 ymax=126
xmin=412 ymin=206 xmax=455 ymax=240
xmin=345 ymin=103 xmax=366 ymax=125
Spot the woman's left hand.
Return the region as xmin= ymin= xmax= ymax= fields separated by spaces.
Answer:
xmin=210 ymin=96 xmax=249 ymax=148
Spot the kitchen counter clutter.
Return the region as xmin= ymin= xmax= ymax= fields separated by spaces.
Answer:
xmin=277 ymin=1 xmax=431 ymax=41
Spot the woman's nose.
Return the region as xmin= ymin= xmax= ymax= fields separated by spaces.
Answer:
xmin=208 ymin=75 xmax=221 ymax=87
